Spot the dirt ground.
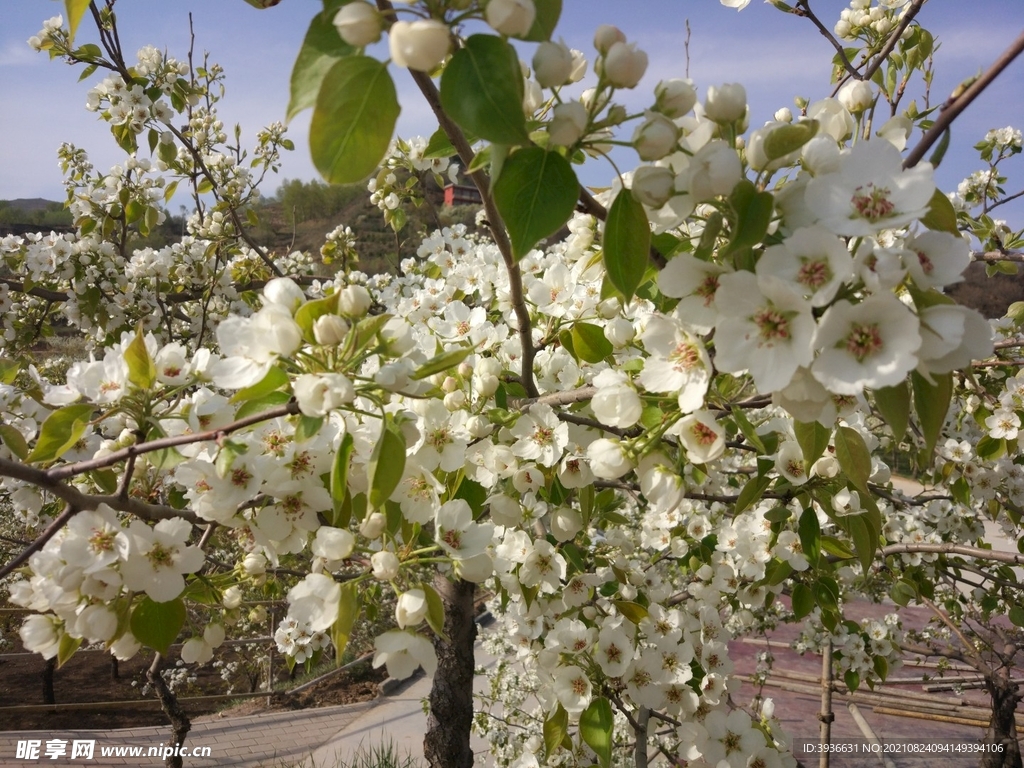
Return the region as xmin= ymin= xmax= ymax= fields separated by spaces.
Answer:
xmin=0 ymin=640 xmax=385 ymax=732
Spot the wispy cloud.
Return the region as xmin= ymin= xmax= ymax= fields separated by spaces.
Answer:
xmin=0 ymin=40 xmax=39 ymax=67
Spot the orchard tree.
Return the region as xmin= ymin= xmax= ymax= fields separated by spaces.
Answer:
xmin=2 ymin=1 xmax=1024 ymax=768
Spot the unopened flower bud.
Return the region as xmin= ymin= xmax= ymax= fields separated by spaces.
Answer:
xmin=467 ymin=415 xmax=493 ymax=438
xmin=313 ymin=314 xmax=349 ymax=345
xmin=705 ymin=83 xmax=747 ymax=124
xmin=263 ymin=277 xmax=306 ymax=314
xmin=548 ymin=101 xmax=588 ymax=146
xmin=333 ymin=2 xmax=383 ymax=47
xmin=443 ymin=390 xmax=467 ymax=410
xmin=370 ymin=550 xmax=400 ymax=580
xmin=389 ymin=19 xmax=451 ymax=72
xmin=774 ymin=107 xmax=793 ymax=123
xmin=602 ymin=41 xmax=648 ymax=89
xmin=593 ymin=24 xmax=625 ymax=55
xmin=632 ymin=113 xmax=680 ymax=161
xmin=654 ymin=78 xmax=697 ymax=118
xmin=360 ymin=511 xmax=386 ymax=540
xmin=838 ymin=79 xmax=874 ymax=114
xmin=485 ymin=0 xmax=536 ymax=37
xmin=533 ymin=39 xmax=574 ymax=88
xmin=631 ymin=165 xmax=676 ymax=208
xmin=338 ymin=284 xmax=372 ymax=317
xmin=396 ymin=589 xmax=428 ymax=628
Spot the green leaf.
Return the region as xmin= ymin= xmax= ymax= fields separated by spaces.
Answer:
xmin=735 ymin=474 xmax=772 ymax=515
xmin=440 ymin=35 xmax=529 ymax=146
xmin=522 ymin=0 xmax=562 ymax=41
xmin=920 ymin=188 xmax=959 ymax=235
xmin=230 ymin=365 xmax=290 ymax=404
xmin=874 ymin=382 xmax=910 ymax=443
xmin=723 ymin=180 xmax=773 ymax=257
xmin=64 ymin=0 xmax=91 ymax=44
xmin=331 ymin=583 xmax=359 ymax=663
xmin=493 ymin=147 xmax=578 ymax=259
xmin=287 ymin=13 xmax=355 ymax=122
xmin=57 ymin=632 xmax=83 ymax=669
xmin=26 ymin=404 xmax=95 ymax=464
xmin=603 ymin=189 xmax=651 ymax=301
xmin=798 ymin=507 xmax=821 ymax=567
xmin=130 ymin=597 xmax=186 ymax=655
xmin=815 ymin=576 xmax=840 ymax=613
xmin=890 ymin=579 xmax=917 ymax=607
xmin=1009 ymin=605 xmax=1024 ymax=628
xmin=571 ymin=322 xmax=613 ymax=364
xmin=422 ymin=582 xmax=447 ymax=640
xmin=834 ymin=425 xmax=871 ymax=495
xmin=543 ymin=704 xmax=569 ymax=758
xmin=0 ymin=424 xmax=29 ymax=461
xmin=845 ymin=669 xmax=860 ymax=693
xmin=763 ymin=119 xmax=818 ymax=161
xmin=847 ymin=512 xmax=877 ymax=574
xmin=731 ymin=408 xmax=766 ymax=453
xmin=791 ymin=583 xmax=813 ymax=619
xmin=310 ymin=56 xmax=399 ymax=184
xmin=294 ymin=292 xmax=338 ymax=344
xmin=911 ymin=371 xmax=952 ymax=461
xmin=579 ymin=697 xmax=613 ymax=768
xmin=820 ymin=535 xmax=855 ymax=560
xmin=124 ymin=325 xmax=156 ymax=390
xmin=928 ymin=127 xmax=951 ymax=168
xmin=873 ymin=654 xmax=889 ymax=683
xmin=330 ymin=432 xmax=355 ymax=525
xmin=294 ymin=415 xmax=324 ymax=443
xmin=367 ymin=421 xmax=406 ymax=509
xmin=234 ymin=390 xmax=292 ymax=420
xmin=0 ymin=357 xmax=21 ymax=384
xmin=411 ymin=346 xmax=475 ymax=381
xmin=613 ymin=600 xmax=649 ymax=624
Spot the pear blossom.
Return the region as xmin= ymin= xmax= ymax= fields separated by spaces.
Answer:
xmin=287 ymin=573 xmax=341 ymax=632
xmin=396 ymin=589 xmax=428 ymax=629
xmin=373 ymin=630 xmax=437 ymax=679
xmin=533 ymin=39 xmax=573 ymax=88
xmin=901 ymin=230 xmax=970 ymax=289
xmin=638 ymin=314 xmax=711 ymax=411
xmin=672 ymin=410 xmax=725 ymax=464
xmin=435 ymin=499 xmax=495 ymax=561
xmin=120 ymin=518 xmax=205 ymax=602
xmin=705 ymin=83 xmax=747 ymax=124
xmin=332 ymin=2 xmax=382 ymax=47
xmin=756 ymin=225 xmax=853 ymax=307
xmin=485 ymin=0 xmax=535 ymax=37
xmin=388 ymin=20 xmax=451 ymax=72
xmin=811 ymin=294 xmax=922 ymax=395
xmin=371 ymin=550 xmax=401 ymax=581
xmin=552 ymin=664 xmax=592 ymax=715
xmin=510 ymin=404 xmax=568 ymax=467
xmin=658 ymin=254 xmax=729 ymax=333
xmin=590 ymin=369 xmax=642 ymax=428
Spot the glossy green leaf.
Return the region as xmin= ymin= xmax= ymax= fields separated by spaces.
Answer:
xmin=723 ymin=180 xmax=773 ymax=256
xmin=1009 ymin=605 xmax=1024 ymax=628
xmin=543 ymin=703 xmax=569 ymax=758
xmin=731 ymin=407 xmax=766 ymax=453
xmin=294 ymin=292 xmax=338 ymax=344
xmin=928 ymin=127 xmax=951 ymax=168
xmin=735 ymin=474 xmax=772 ymax=515
xmin=835 ymin=425 xmax=871 ymax=495
xmin=815 ymin=576 xmax=840 ymax=613
xmin=422 ymin=582 xmax=448 ymax=640
xmin=0 ymin=357 xmax=21 ymax=384
xmin=613 ymin=600 xmax=649 ymax=624
xmin=603 ymin=188 xmax=650 ymax=301
xmin=847 ymin=512 xmax=877 ymax=574
xmin=820 ymin=536 xmax=855 ymax=560
xmin=571 ymin=322 xmax=613 ymax=364
xmin=791 ymin=583 xmax=813 ymax=619
xmin=294 ymin=414 xmax=324 ymax=443
xmin=330 ymin=432 xmax=355 ymax=525
xmin=874 ymin=382 xmax=910 ymax=443
xmin=411 ymin=346 xmax=475 ymax=381
xmin=798 ymin=507 xmax=821 ymax=567
xmin=26 ymin=404 xmax=95 ymax=464
xmin=130 ymin=597 xmax=186 ymax=655
xmin=579 ymin=697 xmax=613 ymax=768
xmin=234 ymin=390 xmax=292 ymax=420
xmin=493 ymin=147 xmax=578 ymax=259
xmin=845 ymin=669 xmax=860 ymax=693
xmin=124 ymin=326 xmax=156 ymax=390
xmin=890 ymin=580 xmax=917 ymax=607
xmin=368 ymin=421 xmax=406 ymax=509
xmin=331 ymin=583 xmax=360 ymax=664
xmin=287 ymin=13 xmax=355 ymax=122
xmin=65 ymin=0 xmax=91 ymax=44
xmin=440 ymin=35 xmax=529 ymax=145
xmin=920 ymin=188 xmax=959 ymax=235
xmin=57 ymin=633 xmax=82 ymax=669
xmin=522 ymin=0 xmax=562 ymax=41
xmin=763 ymin=119 xmax=818 ymax=161
xmin=911 ymin=370 xmax=952 ymax=460
xmin=0 ymin=424 xmax=29 ymax=461
xmin=310 ymin=56 xmax=399 ymax=184
xmin=230 ymin=365 xmax=289 ymax=405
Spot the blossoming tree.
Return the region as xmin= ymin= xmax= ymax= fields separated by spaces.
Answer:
xmin=3 ymin=1 xmax=1024 ymax=767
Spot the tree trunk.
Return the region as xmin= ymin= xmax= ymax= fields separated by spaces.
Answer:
xmin=42 ymin=657 xmax=56 ymax=705
xmin=423 ymin=574 xmax=477 ymax=768
xmin=147 ymin=653 xmax=191 ymax=768
xmin=982 ymin=675 xmax=1022 ymax=768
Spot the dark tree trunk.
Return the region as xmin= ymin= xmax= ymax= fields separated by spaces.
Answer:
xmin=982 ymin=676 xmax=1022 ymax=768
xmin=423 ymin=575 xmax=477 ymax=768
xmin=42 ymin=657 xmax=56 ymax=705
xmin=110 ymin=656 xmax=119 ymax=681
xmin=147 ymin=654 xmax=191 ymax=768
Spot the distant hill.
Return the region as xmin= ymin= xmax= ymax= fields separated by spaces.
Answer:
xmin=1 ymin=198 xmax=61 ymax=213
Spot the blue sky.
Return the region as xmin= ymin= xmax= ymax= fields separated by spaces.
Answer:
xmin=1 ymin=1 xmax=1022 ymax=223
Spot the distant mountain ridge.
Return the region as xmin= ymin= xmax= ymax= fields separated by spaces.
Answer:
xmin=1 ymin=198 xmax=61 ymax=212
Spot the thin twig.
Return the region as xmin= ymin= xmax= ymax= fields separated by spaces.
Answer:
xmin=0 ymin=504 xmax=79 ymax=580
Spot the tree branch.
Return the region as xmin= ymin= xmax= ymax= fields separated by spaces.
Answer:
xmin=879 ymin=542 xmax=1024 ymax=565
xmin=0 ymin=503 xmax=79 ymax=580
xmin=904 ymin=28 xmax=1024 ymax=168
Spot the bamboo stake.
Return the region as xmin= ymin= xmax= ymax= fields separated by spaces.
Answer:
xmin=847 ymin=702 xmax=897 ymax=768
xmin=872 ymin=705 xmax=1024 ymax=734
xmin=819 ymin=638 xmax=834 ymax=768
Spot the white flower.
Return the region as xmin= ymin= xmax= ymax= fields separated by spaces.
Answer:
xmin=533 ymin=39 xmax=573 ymax=88
xmin=811 ymin=294 xmax=922 ymax=395
xmin=654 ymin=78 xmax=697 ymax=118
xmin=338 ymin=285 xmax=372 ymax=317
xmin=713 ymin=271 xmax=816 ymax=393
xmin=672 ymin=410 xmax=725 ymax=464
xmin=590 ymin=369 xmax=642 ymax=428
xmin=20 ymin=615 xmax=61 ymax=659
xmin=373 ymin=630 xmax=437 ymax=679
xmin=602 ymin=41 xmax=648 ymax=88
xmin=389 ymin=20 xmax=451 ymax=72
xmin=312 ymin=526 xmax=356 ymax=562
xmin=587 ymin=437 xmax=635 ymax=479
xmin=657 ymin=255 xmax=729 ymax=334
xmin=632 ymin=113 xmax=679 ymax=161
xmin=287 ymin=573 xmax=341 ymax=632
xmin=806 ymin=98 xmax=854 ymax=142
xmin=485 ymin=0 xmax=535 ymax=37
xmin=986 ymin=408 xmax=1020 ymax=440
xmin=292 ymin=373 xmax=355 ymax=417
xmin=333 ymin=2 xmax=382 ymax=47
xmin=775 ymin=530 xmax=809 ymax=571
xmin=638 ymin=314 xmax=711 ymax=412
xmin=916 ymin=304 xmax=992 ymax=376
xmin=775 ymin=441 xmax=808 ymax=486
xmin=552 ymin=665 xmax=592 ymax=715
xmin=520 ymin=539 xmax=567 ymax=593
xmin=371 ymin=550 xmax=401 ymax=581
xmin=396 ymin=589 xmax=428 ymax=629
xmin=435 ymin=499 xmax=494 ymax=560
xmin=548 ymin=101 xmax=588 ymax=146
xmin=901 ymin=230 xmax=970 ymax=289
xmin=704 ymin=83 xmax=746 ymax=124
xmin=510 ymin=404 xmax=568 ymax=467
xmin=756 ymin=225 xmax=854 ymax=307
xmin=838 ymin=80 xmax=874 ymax=113
xmin=683 ymin=140 xmax=743 ymax=202
xmin=263 ymin=277 xmax=306 ymax=314
xmin=632 ymin=165 xmax=676 ymax=209
xmin=806 ymin=140 xmax=935 ymax=236
xmin=121 ymin=518 xmax=205 ymax=602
